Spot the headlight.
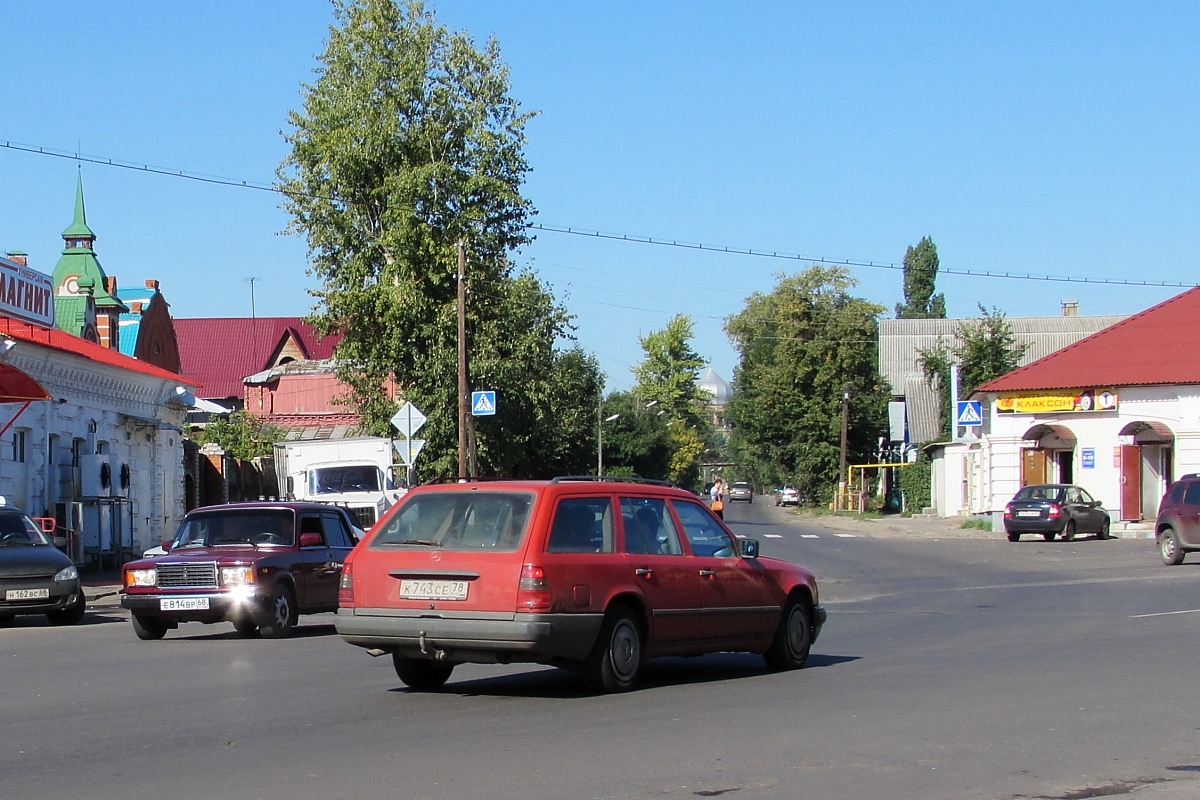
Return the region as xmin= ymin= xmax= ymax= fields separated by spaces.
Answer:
xmin=125 ymin=568 xmax=156 ymax=587
xmin=220 ymin=566 xmax=255 ymax=586
xmin=54 ymin=565 xmax=79 ymax=582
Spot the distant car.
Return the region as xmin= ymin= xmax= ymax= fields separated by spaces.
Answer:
xmin=727 ymin=482 xmax=754 ymax=503
xmin=1155 ymin=474 xmax=1200 ymax=565
xmin=336 ymin=477 xmax=826 ymax=693
xmin=121 ymin=502 xmax=360 ymax=640
xmin=776 ymin=486 xmax=800 ymax=507
xmin=1003 ymin=484 xmax=1111 ymax=542
xmin=0 ymin=504 xmax=85 ymax=626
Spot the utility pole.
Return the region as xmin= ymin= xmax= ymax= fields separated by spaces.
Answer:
xmin=244 ymin=277 xmax=261 ymax=366
xmin=457 ymin=240 xmax=468 ymax=479
xmin=839 ymin=383 xmax=851 ymax=504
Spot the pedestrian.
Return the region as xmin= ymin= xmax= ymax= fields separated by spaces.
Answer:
xmin=710 ymin=478 xmax=725 ymax=519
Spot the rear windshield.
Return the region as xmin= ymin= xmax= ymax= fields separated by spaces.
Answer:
xmin=1014 ymin=486 xmax=1065 ymax=502
xmin=175 ymin=510 xmax=295 ymax=548
xmin=371 ymin=491 xmax=534 ymax=552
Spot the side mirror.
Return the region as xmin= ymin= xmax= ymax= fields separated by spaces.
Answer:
xmin=740 ymin=538 xmax=760 ymax=559
xmin=299 ymin=532 xmax=324 ymax=548
xmin=52 ymin=536 xmax=67 ymax=548
xmin=162 ymin=539 xmax=173 ymax=552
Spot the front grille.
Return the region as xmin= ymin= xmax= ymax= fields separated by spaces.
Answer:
xmin=350 ymin=506 xmax=377 ymax=528
xmin=157 ymin=562 xmax=218 ymax=589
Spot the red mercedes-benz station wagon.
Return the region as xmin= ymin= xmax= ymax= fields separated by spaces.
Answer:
xmin=335 ymin=477 xmax=826 ymax=693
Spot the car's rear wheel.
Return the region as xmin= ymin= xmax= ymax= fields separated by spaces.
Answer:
xmin=47 ymin=594 xmax=85 ymax=625
xmin=1007 ymin=531 xmax=1021 ymax=542
xmin=392 ymin=654 xmax=455 ymax=690
xmin=1098 ymin=520 xmax=1112 ymax=540
xmin=1160 ymin=528 xmax=1185 ymax=566
xmin=131 ymin=614 xmax=168 ymax=641
xmin=1042 ymin=531 xmax=1056 ymax=541
xmin=585 ymin=605 xmax=643 ymax=693
xmin=258 ymin=584 xmax=297 ymax=639
xmin=764 ymin=596 xmax=812 ymax=671
xmin=1062 ymin=521 xmax=1077 ymax=542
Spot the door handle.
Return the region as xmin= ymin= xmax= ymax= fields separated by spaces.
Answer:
xmin=634 ymin=568 xmax=653 ymax=577
xmin=699 ymin=569 xmax=715 ymax=579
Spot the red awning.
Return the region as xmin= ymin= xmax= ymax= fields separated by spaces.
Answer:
xmin=0 ymin=363 xmax=50 ymax=402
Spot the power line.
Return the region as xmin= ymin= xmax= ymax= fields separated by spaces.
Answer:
xmin=4 ymin=138 xmax=1195 ymax=291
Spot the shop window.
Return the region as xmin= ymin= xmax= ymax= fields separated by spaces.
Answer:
xmin=11 ymin=429 xmax=26 ymax=463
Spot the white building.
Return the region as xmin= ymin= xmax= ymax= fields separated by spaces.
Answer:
xmin=928 ymin=287 xmax=1200 ymax=526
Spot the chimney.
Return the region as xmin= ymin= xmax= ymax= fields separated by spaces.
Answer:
xmin=1061 ymin=299 xmax=1079 ymax=317
xmin=105 ymin=276 xmax=118 ymax=295
xmin=144 ymin=278 xmax=160 ymax=291
xmin=5 ymin=251 xmax=28 ymax=266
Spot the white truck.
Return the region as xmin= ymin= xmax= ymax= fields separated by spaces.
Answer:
xmin=273 ymin=437 xmax=404 ymax=530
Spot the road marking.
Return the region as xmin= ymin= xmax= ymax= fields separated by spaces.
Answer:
xmin=833 ymin=533 xmax=856 ymax=538
xmin=1132 ymin=609 xmax=1200 ymax=619
xmin=800 ymin=534 xmax=819 ymax=539
xmin=764 ymin=534 xmax=782 ymax=539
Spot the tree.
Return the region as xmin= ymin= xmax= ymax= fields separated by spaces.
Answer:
xmin=918 ymin=304 xmax=1030 ymax=439
xmin=278 ymin=0 xmax=600 ymax=478
xmin=895 ymin=236 xmax=946 ymax=319
xmin=631 ymin=315 xmax=709 ymax=487
xmin=725 ymin=266 xmax=891 ymax=504
xmin=192 ymin=412 xmax=284 ymax=460
xmin=593 ymin=391 xmax=673 ymax=479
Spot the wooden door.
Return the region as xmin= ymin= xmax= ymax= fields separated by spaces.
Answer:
xmin=1120 ymin=445 xmax=1142 ymax=521
xmin=1022 ymin=449 xmax=1048 ymax=486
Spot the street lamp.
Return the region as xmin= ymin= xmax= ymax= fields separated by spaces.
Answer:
xmin=598 ymin=412 xmax=620 ymax=476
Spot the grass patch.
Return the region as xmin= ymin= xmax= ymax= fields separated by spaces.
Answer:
xmin=960 ymin=517 xmax=992 ymax=530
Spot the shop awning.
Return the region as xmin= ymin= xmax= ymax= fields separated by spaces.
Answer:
xmin=0 ymin=363 xmax=50 ymax=402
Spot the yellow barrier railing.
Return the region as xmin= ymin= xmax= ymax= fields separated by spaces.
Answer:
xmin=835 ymin=462 xmax=916 ymax=512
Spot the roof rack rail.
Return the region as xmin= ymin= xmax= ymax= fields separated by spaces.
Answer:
xmin=550 ymin=475 xmax=676 ymax=488
xmin=419 ymin=476 xmax=514 ymax=486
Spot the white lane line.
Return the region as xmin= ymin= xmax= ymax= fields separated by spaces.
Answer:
xmin=764 ymin=534 xmax=782 ymax=539
xmin=833 ymin=533 xmax=856 ymax=538
xmin=1132 ymin=609 xmax=1200 ymax=618
xmin=800 ymin=534 xmax=819 ymax=539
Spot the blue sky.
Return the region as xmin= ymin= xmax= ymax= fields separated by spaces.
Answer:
xmin=2 ymin=2 xmax=1198 ymax=393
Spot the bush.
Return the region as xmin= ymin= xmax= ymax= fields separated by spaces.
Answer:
xmin=898 ymin=452 xmax=931 ymax=513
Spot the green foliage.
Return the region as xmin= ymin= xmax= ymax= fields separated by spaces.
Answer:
xmin=596 ymin=391 xmax=673 ymax=480
xmin=192 ymin=412 xmax=284 ymax=460
xmin=898 ymin=454 xmax=931 ymax=513
xmin=724 ymin=266 xmax=892 ymax=505
xmin=960 ymin=517 xmax=992 ymax=530
xmin=278 ymin=0 xmax=602 ymax=478
xmin=895 ymin=236 xmax=946 ymax=319
xmin=918 ymin=305 xmax=1030 ymax=439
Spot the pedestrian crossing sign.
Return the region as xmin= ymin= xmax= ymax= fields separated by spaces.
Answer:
xmin=471 ymin=390 xmax=496 ymax=416
xmin=956 ymin=400 xmax=983 ymax=427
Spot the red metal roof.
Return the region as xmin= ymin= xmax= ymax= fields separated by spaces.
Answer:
xmin=174 ymin=317 xmax=341 ymax=399
xmin=0 ymin=315 xmax=188 ymax=385
xmin=976 ymin=286 xmax=1200 ymax=393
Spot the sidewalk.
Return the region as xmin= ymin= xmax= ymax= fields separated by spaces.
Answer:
xmin=790 ymin=509 xmax=1156 ymax=540
xmin=80 ymin=572 xmax=124 ymax=607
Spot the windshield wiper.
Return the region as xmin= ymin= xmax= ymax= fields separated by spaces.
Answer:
xmin=390 ymin=539 xmax=444 ymax=548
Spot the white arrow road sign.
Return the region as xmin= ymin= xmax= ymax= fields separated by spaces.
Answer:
xmin=391 ymin=402 xmax=427 ymax=440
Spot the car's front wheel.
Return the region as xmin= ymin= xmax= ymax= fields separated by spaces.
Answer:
xmin=585 ymin=605 xmax=643 ymax=693
xmin=392 ymin=655 xmax=455 ymax=690
xmin=131 ymin=614 xmax=168 ymax=641
xmin=258 ymin=584 xmax=298 ymax=639
xmin=1160 ymin=528 xmax=1185 ymax=566
xmin=764 ymin=596 xmax=812 ymax=671
xmin=47 ymin=594 xmax=85 ymax=625
xmin=1098 ymin=520 xmax=1112 ymax=540
xmin=232 ymin=617 xmax=259 ymax=637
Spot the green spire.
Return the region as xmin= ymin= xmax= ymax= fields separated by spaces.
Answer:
xmin=61 ymin=170 xmax=95 ymax=239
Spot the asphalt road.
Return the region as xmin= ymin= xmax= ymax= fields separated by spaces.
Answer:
xmin=6 ymin=498 xmax=1200 ymax=800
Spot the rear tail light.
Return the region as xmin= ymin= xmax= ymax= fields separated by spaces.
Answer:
xmin=1048 ymin=504 xmax=1062 ymax=519
xmin=516 ymin=565 xmax=552 ymax=613
xmin=1003 ymin=504 xmax=1013 ymax=519
xmin=338 ymin=562 xmax=355 ymax=607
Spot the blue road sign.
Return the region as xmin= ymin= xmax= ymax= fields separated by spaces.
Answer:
xmin=471 ymin=390 xmax=496 ymax=416
xmin=956 ymin=400 xmax=983 ymax=427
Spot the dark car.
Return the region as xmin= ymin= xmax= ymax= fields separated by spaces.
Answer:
xmin=120 ymin=502 xmax=360 ymax=640
xmin=1003 ymin=484 xmax=1111 ymax=542
xmin=727 ymin=481 xmax=754 ymax=503
xmin=336 ymin=477 xmax=826 ymax=693
xmin=1155 ymin=474 xmax=1200 ymax=565
xmin=0 ymin=505 xmax=85 ymax=626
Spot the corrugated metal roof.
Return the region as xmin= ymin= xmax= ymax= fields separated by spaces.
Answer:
xmin=174 ymin=317 xmax=340 ymax=399
xmin=977 ymin=286 xmax=1200 ymax=392
xmin=879 ymin=314 xmax=1126 ymax=442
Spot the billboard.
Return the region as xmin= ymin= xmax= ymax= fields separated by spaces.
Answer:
xmin=0 ymin=255 xmax=54 ymax=328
